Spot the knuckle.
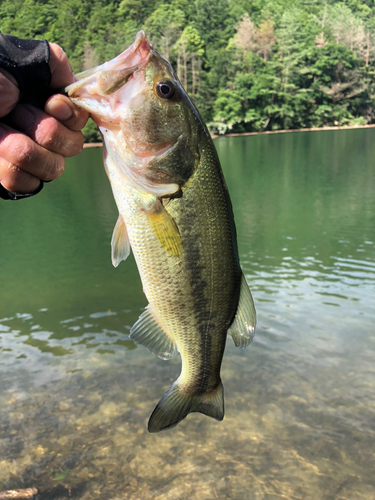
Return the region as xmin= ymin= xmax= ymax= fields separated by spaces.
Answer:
xmin=51 ymin=129 xmax=84 ymax=158
xmin=2 ymin=165 xmax=23 ymax=191
xmin=0 ymin=75 xmax=20 ymax=118
xmin=0 ymin=93 xmax=18 ymax=117
xmin=15 ymin=140 xmax=35 ymax=166
xmin=76 ymin=133 xmax=85 ymax=152
xmin=3 ymin=169 xmax=40 ymax=194
xmin=36 ymin=118 xmax=61 ymax=148
xmin=66 ymin=132 xmax=85 ymax=156
xmin=41 ymin=154 xmax=65 ymax=181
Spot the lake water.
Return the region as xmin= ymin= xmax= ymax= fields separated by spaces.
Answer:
xmin=0 ymin=129 xmax=374 ymax=499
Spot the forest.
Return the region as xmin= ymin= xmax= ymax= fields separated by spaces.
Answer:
xmin=1 ymin=0 xmax=375 ymax=140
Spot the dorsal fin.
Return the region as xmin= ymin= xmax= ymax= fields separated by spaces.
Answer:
xmin=228 ymin=273 xmax=256 ymax=348
xmin=130 ymin=305 xmax=178 ymax=360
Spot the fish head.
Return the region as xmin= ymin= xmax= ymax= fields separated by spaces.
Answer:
xmin=67 ymin=32 xmax=202 ymax=193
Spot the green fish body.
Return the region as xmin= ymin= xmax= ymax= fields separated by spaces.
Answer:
xmin=67 ymin=31 xmax=256 ymax=432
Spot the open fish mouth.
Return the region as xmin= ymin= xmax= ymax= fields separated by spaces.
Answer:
xmin=65 ymin=31 xmax=151 ymax=99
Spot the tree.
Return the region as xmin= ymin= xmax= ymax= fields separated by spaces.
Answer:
xmin=144 ymin=6 xmax=185 ymax=60
xmin=1 ymin=0 xmax=374 ymax=138
xmin=233 ymin=13 xmax=257 ymax=54
xmin=256 ymin=19 xmax=276 ymax=61
xmin=175 ymin=26 xmax=204 ymax=94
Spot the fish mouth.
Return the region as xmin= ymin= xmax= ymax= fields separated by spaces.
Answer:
xmin=66 ymin=31 xmax=151 ymax=98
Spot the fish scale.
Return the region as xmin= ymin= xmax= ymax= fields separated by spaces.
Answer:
xmin=67 ymin=31 xmax=256 ymax=432
xmin=167 ymin=137 xmax=241 ymax=387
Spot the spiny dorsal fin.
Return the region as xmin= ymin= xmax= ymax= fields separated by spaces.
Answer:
xmin=130 ymin=305 xmax=178 ymax=360
xmin=145 ymin=200 xmax=182 ymax=257
xmin=228 ymin=273 xmax=256 ymax=348
xmin=111 ymin=214 xmax=130 ymax=267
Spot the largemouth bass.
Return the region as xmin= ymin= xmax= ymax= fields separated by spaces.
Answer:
xmin=66 ymin=31 xmax=256 ymax=433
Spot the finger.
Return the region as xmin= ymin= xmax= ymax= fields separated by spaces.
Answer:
xmin=7 ymin=103 xmax=85 ymax=157
xmin=48 ymin=43 xmax=75 ymax=88
xmin=0 ymin=70 xmax=20 ymax=118
xmin=0 ymin=123 xmax=65 ymax=182
xmin=0 ymin=157 xmax=41 ymax=194
xmin=45 ymin=94 xmax=89 ymax=132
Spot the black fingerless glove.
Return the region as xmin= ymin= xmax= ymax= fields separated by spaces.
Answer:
xmin=0 ymin=33 xmax=51 ymax=200
xmin=0 ymin=33 xmax=51 ymax=91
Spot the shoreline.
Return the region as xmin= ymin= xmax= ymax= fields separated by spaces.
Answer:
xmin=83 ymin=123 xmax=375 ymax=148
xmin=210 ymin=123 xmax=375 ymax=139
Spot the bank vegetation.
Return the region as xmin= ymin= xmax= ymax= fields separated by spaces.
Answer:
xmin=1 ymin=0 xmax=375 ymax=140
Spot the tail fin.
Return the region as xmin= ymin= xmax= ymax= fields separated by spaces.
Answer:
xmin=148 ymin=380 xmax=224 ymax=433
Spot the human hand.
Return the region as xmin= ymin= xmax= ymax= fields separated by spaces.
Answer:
xmin=0 ymin=42 xmax=89 ymax=196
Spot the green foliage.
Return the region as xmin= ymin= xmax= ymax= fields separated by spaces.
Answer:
xmin=178 ymin=26 xmax=204 ymax=57
xmin=1 ymin=0 xmax=374 ymax=138
xmin=82 ymin=119 xmax=102 ymax=143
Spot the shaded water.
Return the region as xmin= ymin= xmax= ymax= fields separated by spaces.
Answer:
xmin=1 ymin=129 xmax=374 ymax=499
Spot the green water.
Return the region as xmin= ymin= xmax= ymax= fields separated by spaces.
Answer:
xmin=0 ymin=129 xmax=374 ymax=499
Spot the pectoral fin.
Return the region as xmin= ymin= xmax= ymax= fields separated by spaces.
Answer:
xmin=130 ymin=305 xmax=178 ymax=360
xmin=145 ymin=200 xmax=182 ymax=257
xmin=229 ymin=273 xmax=256 ymax=348
xmin=111 ymin=215 xmax=130 ymax=267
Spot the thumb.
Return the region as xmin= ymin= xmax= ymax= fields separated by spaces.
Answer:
xmin=48 ymin=43 xmax=75 ymax=89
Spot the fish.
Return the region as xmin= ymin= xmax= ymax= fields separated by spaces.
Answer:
xmin=66 ymin=31 xmax=256 ymax=433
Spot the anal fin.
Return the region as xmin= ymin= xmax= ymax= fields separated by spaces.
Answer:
xmin=111 ymin=215 xmax=130 ymax=267
xmin=229 ymin=273 xmax=256 ymax=348
xmin=130 ymin=305 xmax=178 ymax=360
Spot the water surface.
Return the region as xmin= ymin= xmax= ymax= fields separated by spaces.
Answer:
xmin=0 ymin=129 xmax=374 ymax=499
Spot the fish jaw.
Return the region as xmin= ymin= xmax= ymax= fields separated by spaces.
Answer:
xmin=65 ymin=31 xmax=151 ymax=123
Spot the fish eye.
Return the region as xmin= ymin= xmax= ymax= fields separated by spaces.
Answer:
xmin=156 ymin=80 xmax=175 ymax=99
